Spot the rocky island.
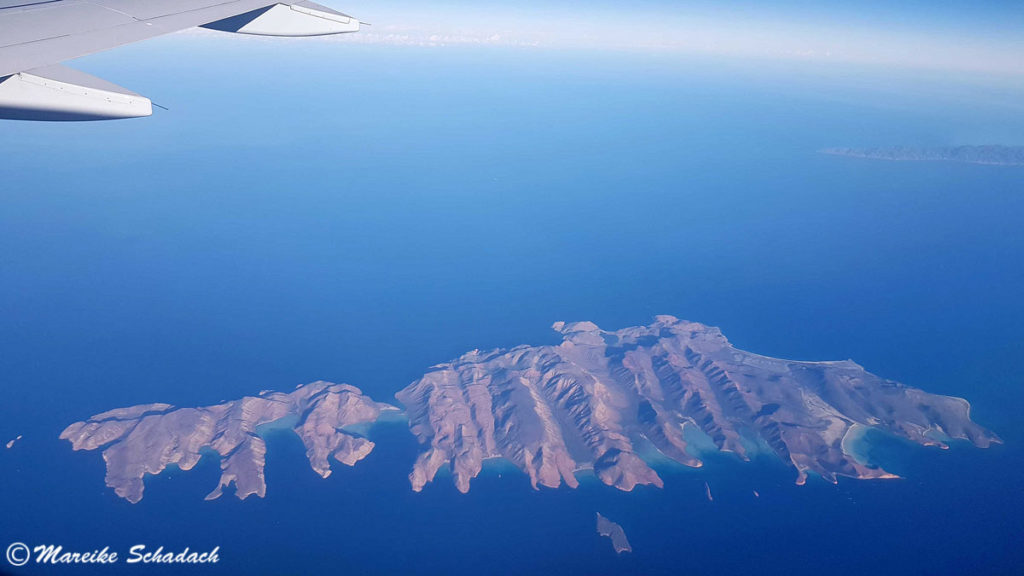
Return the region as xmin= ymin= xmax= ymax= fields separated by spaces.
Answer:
xmin=397 ymin=316 xmax=999 ymax=493
xmin=596 ymin=513 xmax=631 ymax=554
xmin=61 ymin=317 xmax=1000 ymax=503
xmin=821 ymin=145 xmax=1024 ymax=166
xmin=60 ymin=382 xmax=395 ymax=503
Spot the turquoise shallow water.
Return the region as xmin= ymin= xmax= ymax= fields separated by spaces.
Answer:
xmin=0 ymin=43 xmax=1022 ymax=575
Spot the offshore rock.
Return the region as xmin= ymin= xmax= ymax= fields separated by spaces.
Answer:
xmin=596 ymin=512 xmax=632 ymax=554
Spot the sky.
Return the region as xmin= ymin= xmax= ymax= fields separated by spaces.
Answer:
xmin=275 ymin=0 xmax=1024 ymax=78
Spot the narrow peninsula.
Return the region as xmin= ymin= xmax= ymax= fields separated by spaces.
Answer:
xmin=61 ymin=382 xmax=395 ymax=503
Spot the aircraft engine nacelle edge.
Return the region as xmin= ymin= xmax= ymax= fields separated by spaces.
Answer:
xmin=202 ymin=1 xmax=360 ymax=37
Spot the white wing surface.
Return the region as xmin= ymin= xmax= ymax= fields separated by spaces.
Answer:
xmin=0 ymin=0 xmax=360 ymax=120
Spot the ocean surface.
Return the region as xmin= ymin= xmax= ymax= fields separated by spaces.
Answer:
xmin=1 ymin=40 xmax=1022 ymax=575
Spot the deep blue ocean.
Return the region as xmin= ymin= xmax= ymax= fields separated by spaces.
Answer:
xmin=1 ymin=40 xmax=1022 ymax=575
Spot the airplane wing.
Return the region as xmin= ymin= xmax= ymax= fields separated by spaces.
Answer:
xmin=0 ymin=0 xmax=361 ymax=120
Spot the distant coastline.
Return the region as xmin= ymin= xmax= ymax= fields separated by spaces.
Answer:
xmin=820 ymin=145 xmax=1024 ymax=166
